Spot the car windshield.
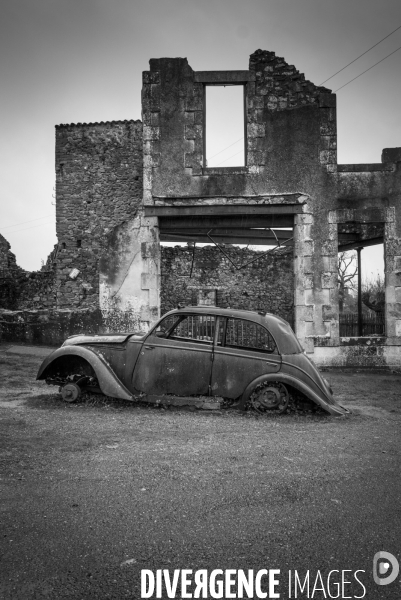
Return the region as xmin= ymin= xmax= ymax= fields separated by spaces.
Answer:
xmin=154 ymin=314 xmax=181 ymax=336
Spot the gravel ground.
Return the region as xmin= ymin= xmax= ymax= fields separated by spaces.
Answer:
xmin=0 ymin=347 xmax=400 ymax=599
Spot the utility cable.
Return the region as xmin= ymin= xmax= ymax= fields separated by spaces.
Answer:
xmin=1 ymin=221 xmax=55 ymax=235
xmin=334 ymin=44 xmax=401 ymax=92
xmin=207 ymin=136 xmax=244 ymax=160
xmin=320 ymin=24 xmax=401 ymax=85
xmin=1 ymin=214 xmax=54 ymax=231
xmin=215 ymin=149 xmax=244 ymax=167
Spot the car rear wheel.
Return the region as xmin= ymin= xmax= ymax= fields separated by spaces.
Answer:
xmin=60 ymin=382 xmax=82 ymax=403
xmin=250 ymin=381 xmax=289 ymax=414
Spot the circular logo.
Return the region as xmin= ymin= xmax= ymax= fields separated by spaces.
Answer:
xmin=373 ymin=552 xmax=399 ymax=586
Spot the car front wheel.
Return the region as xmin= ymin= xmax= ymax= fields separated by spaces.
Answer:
xmin=249 ymin=381 xmax=289 ymax=414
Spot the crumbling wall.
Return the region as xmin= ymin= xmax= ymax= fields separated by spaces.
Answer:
xmin=55 ymin=120 xmax=143 ymax=309
xmin=142 ymin=51 xmax=338 ymax=349
xmin=99 ymin=217 xmax=160 ymax=333
xmin=0 ymin=234 xmax=27 ymax=309
xmin=161 ymin=245 xmax=294 ymax=325
xmin=0 ymin=308 xmax=104 ymax=346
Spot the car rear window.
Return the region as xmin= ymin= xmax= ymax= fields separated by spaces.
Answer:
xmin=221 ymin=318 xmax=277 ymax=353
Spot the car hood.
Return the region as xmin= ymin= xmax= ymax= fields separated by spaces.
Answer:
xmin=62 ymin=333 xmax=146 ymax=346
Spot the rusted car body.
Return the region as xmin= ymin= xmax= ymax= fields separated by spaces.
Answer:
xmin=37 ymin=307 xmax=347 ymax=415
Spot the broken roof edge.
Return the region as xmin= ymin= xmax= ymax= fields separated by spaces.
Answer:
xmin=55 ymin=119 xmax=142 ymax=129
xmin=249 ymin=49 xmax=333 ymax=95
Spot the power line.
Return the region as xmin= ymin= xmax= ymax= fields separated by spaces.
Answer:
xmin=334 ymin=44 xmax=401 ymax=92
xmin=215 ymin=149 xmax=244 ymax=167
xmin=1 ymin=221 xmax=55 ymax=235
xmin=208 ymin=136 xmax=244 ymax=160
xmin=1 ymin=214 xmax=54 ymax=231
xmin=320 ymin=24 xmax=401 ymax=85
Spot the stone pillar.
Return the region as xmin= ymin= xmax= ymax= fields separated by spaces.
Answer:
xmin=293 ymin=211 xmax=314 ymax=353
xmin=99 ymin=214 xmax=160 ymax=333
xmin=294 ymin=209 xmax=339 ymax=354
xmin=384 ymin=207 xmax=401 ymax=341
xmin=320 ymin=212 xmax=340 ymax=343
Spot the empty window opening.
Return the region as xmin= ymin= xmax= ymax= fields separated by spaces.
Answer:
xmin=160 ymin=228 xmax=293 ymax=251
xmin=205 ymin=86 xmax=245 ymax=168
xmin=77 ymin=239 xmax=81 ymax=248
xmin=338 ymin=243 xmax=385 ymax=337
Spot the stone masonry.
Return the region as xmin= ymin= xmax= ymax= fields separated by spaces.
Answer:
xmin=1 ymin=49 xmax=400 ymax=366
xmin=55 ymin=120 xmax=143 ymax=311
xmin=161 ymin=245 xmax=294 ymax=325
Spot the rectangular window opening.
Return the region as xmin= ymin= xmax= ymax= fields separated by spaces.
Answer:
xmin=338 ymin=230 xmax=385 ymax=337
xmin=205 ymin=85 xmax=245 ymax=168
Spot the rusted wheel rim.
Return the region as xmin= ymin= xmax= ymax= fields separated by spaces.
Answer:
xmin=60 ymin=382 xmax=81 ymax=403
xmin=251 ymin=382 xmax=289 ymax=414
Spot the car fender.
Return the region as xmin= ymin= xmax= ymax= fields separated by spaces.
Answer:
xmin=37 ymin=346 xmax=134 ymax=401
xmin=239 ymin=373 xmax=348 ymax=416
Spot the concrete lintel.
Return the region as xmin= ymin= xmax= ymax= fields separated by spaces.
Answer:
xmin=195 ymin=70 xmax=255 ymax=84
xmin=145 ymin=204 xmax=302 ymax=217
xmin=337 ymin=163 xmax=394 ymax=172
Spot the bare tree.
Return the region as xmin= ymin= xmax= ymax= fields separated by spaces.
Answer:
xmin=338 ymin=251 xmax=357 ymax=312
xmin=362 ymin=274 xmax=385 ymax=314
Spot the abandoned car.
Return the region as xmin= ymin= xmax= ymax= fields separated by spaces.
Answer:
xmin=37 ymin=307 xmax=347 ymax=415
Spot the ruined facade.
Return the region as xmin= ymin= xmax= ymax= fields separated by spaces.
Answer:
xmin=1 ymin=49 xmax=401 ymax=367
xmin=161 ymin=245 xmax=294 ymax=325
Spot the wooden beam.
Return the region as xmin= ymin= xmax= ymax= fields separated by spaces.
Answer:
xmin=159 ymin=215 xmax=295 ymax=230
xmin=145 ymin=204 xmax=302 ymax=217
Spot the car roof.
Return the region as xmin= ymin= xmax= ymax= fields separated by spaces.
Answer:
xmin=171 ymin=305 xmax=285 ymax=325
xmin=164 ymin=306 xmax=302 ymax=354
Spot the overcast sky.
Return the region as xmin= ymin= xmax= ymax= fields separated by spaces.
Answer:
xmin=1 ymin=0 xmax=400 ymax=275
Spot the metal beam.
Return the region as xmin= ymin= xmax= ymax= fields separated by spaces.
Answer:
xmin=145 ymin=204 xmax=302 ymax=217
xmin=357 ymin=247 xmax=363 ymax=336
xmin=160 ymin=228 xmax=292 ymax=239
xmin=159 ymin=215 xmax=295 ymax=229
xmin=338 ymin=237 xmax=383 ymax=252
xmin=160 ymin=233 xmax=294 ymax=246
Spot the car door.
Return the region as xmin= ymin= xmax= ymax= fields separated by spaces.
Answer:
xmin=211 ymin=316 xmax=281 ymax=398
xmin=132 ymin=313 xmax=215 ymax=396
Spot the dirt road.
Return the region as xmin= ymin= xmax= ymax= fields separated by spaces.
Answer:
xmin=1 ymin=346 xmax=400 ymax=599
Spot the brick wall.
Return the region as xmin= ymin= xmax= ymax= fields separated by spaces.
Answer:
xmin=55 ymin=120 xmax=143 ymax=309
xmin=161 ymin=245 xmax=294 ymax=326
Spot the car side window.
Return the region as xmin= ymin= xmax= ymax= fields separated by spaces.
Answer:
xmin=168 ymin=315 xmax=216 ymax=344
xmin=154 ymin=315 xmax=181 ymax=337
xmin=223 ymin=318 xmax=277 ymax=353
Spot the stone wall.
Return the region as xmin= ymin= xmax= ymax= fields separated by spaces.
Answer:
xmin=0 ymin=308 xmax=104 ymax=346
xmin=141 ymin=51 xmax=338 ymax=351
xmin=161 ymin=245 xmax=294 ymax=325
xmin=0 ymin=234 xmax=27 ymax=310
xmin=55 ymin=120 xmax=143 ymax=309
xmin=0 ymin=243 xmax=294 ymax=346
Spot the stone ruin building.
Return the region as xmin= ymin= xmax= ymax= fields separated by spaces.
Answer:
xmin=1 ymin=49 xmax=401 ymax=368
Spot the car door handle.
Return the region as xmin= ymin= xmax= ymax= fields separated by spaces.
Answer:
xmin=144 ymin=346 xmax=155 ymax=350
